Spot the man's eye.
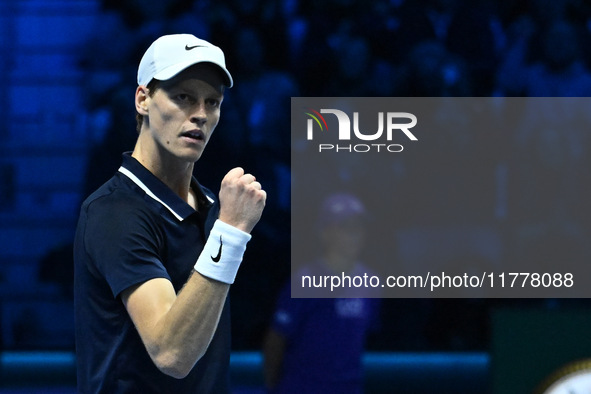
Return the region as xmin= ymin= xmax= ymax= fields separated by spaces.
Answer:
xmin=206 ymin=99 xmax=219 ymax=107
xmin=177 ymin=94 xmax=190 ymax=101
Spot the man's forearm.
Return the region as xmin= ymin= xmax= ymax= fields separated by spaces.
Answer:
xmin=154 ymin=271 xmax=229 ymax=377
xmin=123 ymin=271 xmax=229 ymax=379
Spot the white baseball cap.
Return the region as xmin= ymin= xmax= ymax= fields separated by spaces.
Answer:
xmin=137 ymin=34 xmax=233 ymax=88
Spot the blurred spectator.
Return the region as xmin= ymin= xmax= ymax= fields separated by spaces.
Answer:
xmin=496 ymin=18 xmax=591 ymax=96
xmin=379 ymin=0 xmax=499 ymax=95
xmin=264 ymin=193 xmax=380 ymax=393
xmin=397 ymin=40 xmax=473 ymax=96
xmin=324 ymin=36 xmax=382 ymax=96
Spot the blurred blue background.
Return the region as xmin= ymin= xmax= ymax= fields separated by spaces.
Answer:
xmin=2 ymin=0 xmax=591 ymax=392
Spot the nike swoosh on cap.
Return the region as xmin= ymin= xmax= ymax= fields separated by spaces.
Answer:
xmin=211 ymin=235 xmax=223 ymax=263
xmin=185 ymin=44 xmax=206 ymax=50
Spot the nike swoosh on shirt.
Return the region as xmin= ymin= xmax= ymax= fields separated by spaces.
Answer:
xmin=212 ymin=235 xmax=223 ymax=263
xmin=185 ymin=45 xmax=206 ymax=50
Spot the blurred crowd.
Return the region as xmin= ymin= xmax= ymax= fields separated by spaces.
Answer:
xmin=67 ymin=0 xmax=591 ymax=353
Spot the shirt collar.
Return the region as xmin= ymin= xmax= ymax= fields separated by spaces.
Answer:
xmin=118 ymin=152 xmax=214 ymax=221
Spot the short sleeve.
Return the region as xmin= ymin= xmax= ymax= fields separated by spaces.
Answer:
xmin=82 ymin=195 xmax=171 ymax=298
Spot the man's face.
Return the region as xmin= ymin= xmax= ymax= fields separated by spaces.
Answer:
xmin=321 ymin=217 xmax=366 ymax=261
xmin=143 ymin=64 xmax=225 ymax=163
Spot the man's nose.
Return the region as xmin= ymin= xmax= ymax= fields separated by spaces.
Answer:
xmin=190 ymin=102 xmax=207 ymax=125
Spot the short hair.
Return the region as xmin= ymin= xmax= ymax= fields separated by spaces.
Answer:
xmin=135 ymin=79 xmax=160 ymax=133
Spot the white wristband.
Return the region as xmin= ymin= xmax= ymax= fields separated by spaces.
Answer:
xmin=194 ymin=220 xmax=251 ymax=284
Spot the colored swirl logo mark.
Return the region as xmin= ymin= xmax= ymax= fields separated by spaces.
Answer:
xmin=304 ymin=108 xmax=329 ymax=132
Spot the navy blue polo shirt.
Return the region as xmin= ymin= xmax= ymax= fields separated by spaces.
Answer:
xmin=74 ymin=153 xmax=230 ymax=394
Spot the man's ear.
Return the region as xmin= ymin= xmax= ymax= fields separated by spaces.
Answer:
xmin=135 ymin=86 xmax=150 ymax=115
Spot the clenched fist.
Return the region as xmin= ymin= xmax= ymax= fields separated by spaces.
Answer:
xmin=218 ymin=167 xmax=266 ymax=233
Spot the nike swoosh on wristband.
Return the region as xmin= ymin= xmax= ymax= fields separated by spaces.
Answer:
xmin=185 ymin=45 xmax=206 ymax=50
xmin=211 ymin=235 xmax=223 ymax=263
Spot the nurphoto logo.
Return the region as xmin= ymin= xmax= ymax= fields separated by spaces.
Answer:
xmin=304 ymin=108 xmax=418 ymax=153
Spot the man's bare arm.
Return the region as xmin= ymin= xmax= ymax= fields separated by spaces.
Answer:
xmin=122 ymin=273 xmax=228 ymax=378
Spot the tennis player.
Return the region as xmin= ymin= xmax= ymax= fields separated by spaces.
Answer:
xmin=74 ymin=34 xmax=266 ymax=393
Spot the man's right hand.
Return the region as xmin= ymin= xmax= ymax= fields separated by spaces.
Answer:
xmin=218 ymin=167 xmax=266 ymax=233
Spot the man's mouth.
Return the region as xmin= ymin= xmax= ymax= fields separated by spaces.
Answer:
xmin=180 ymin=130 xmax=205 ymax=141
